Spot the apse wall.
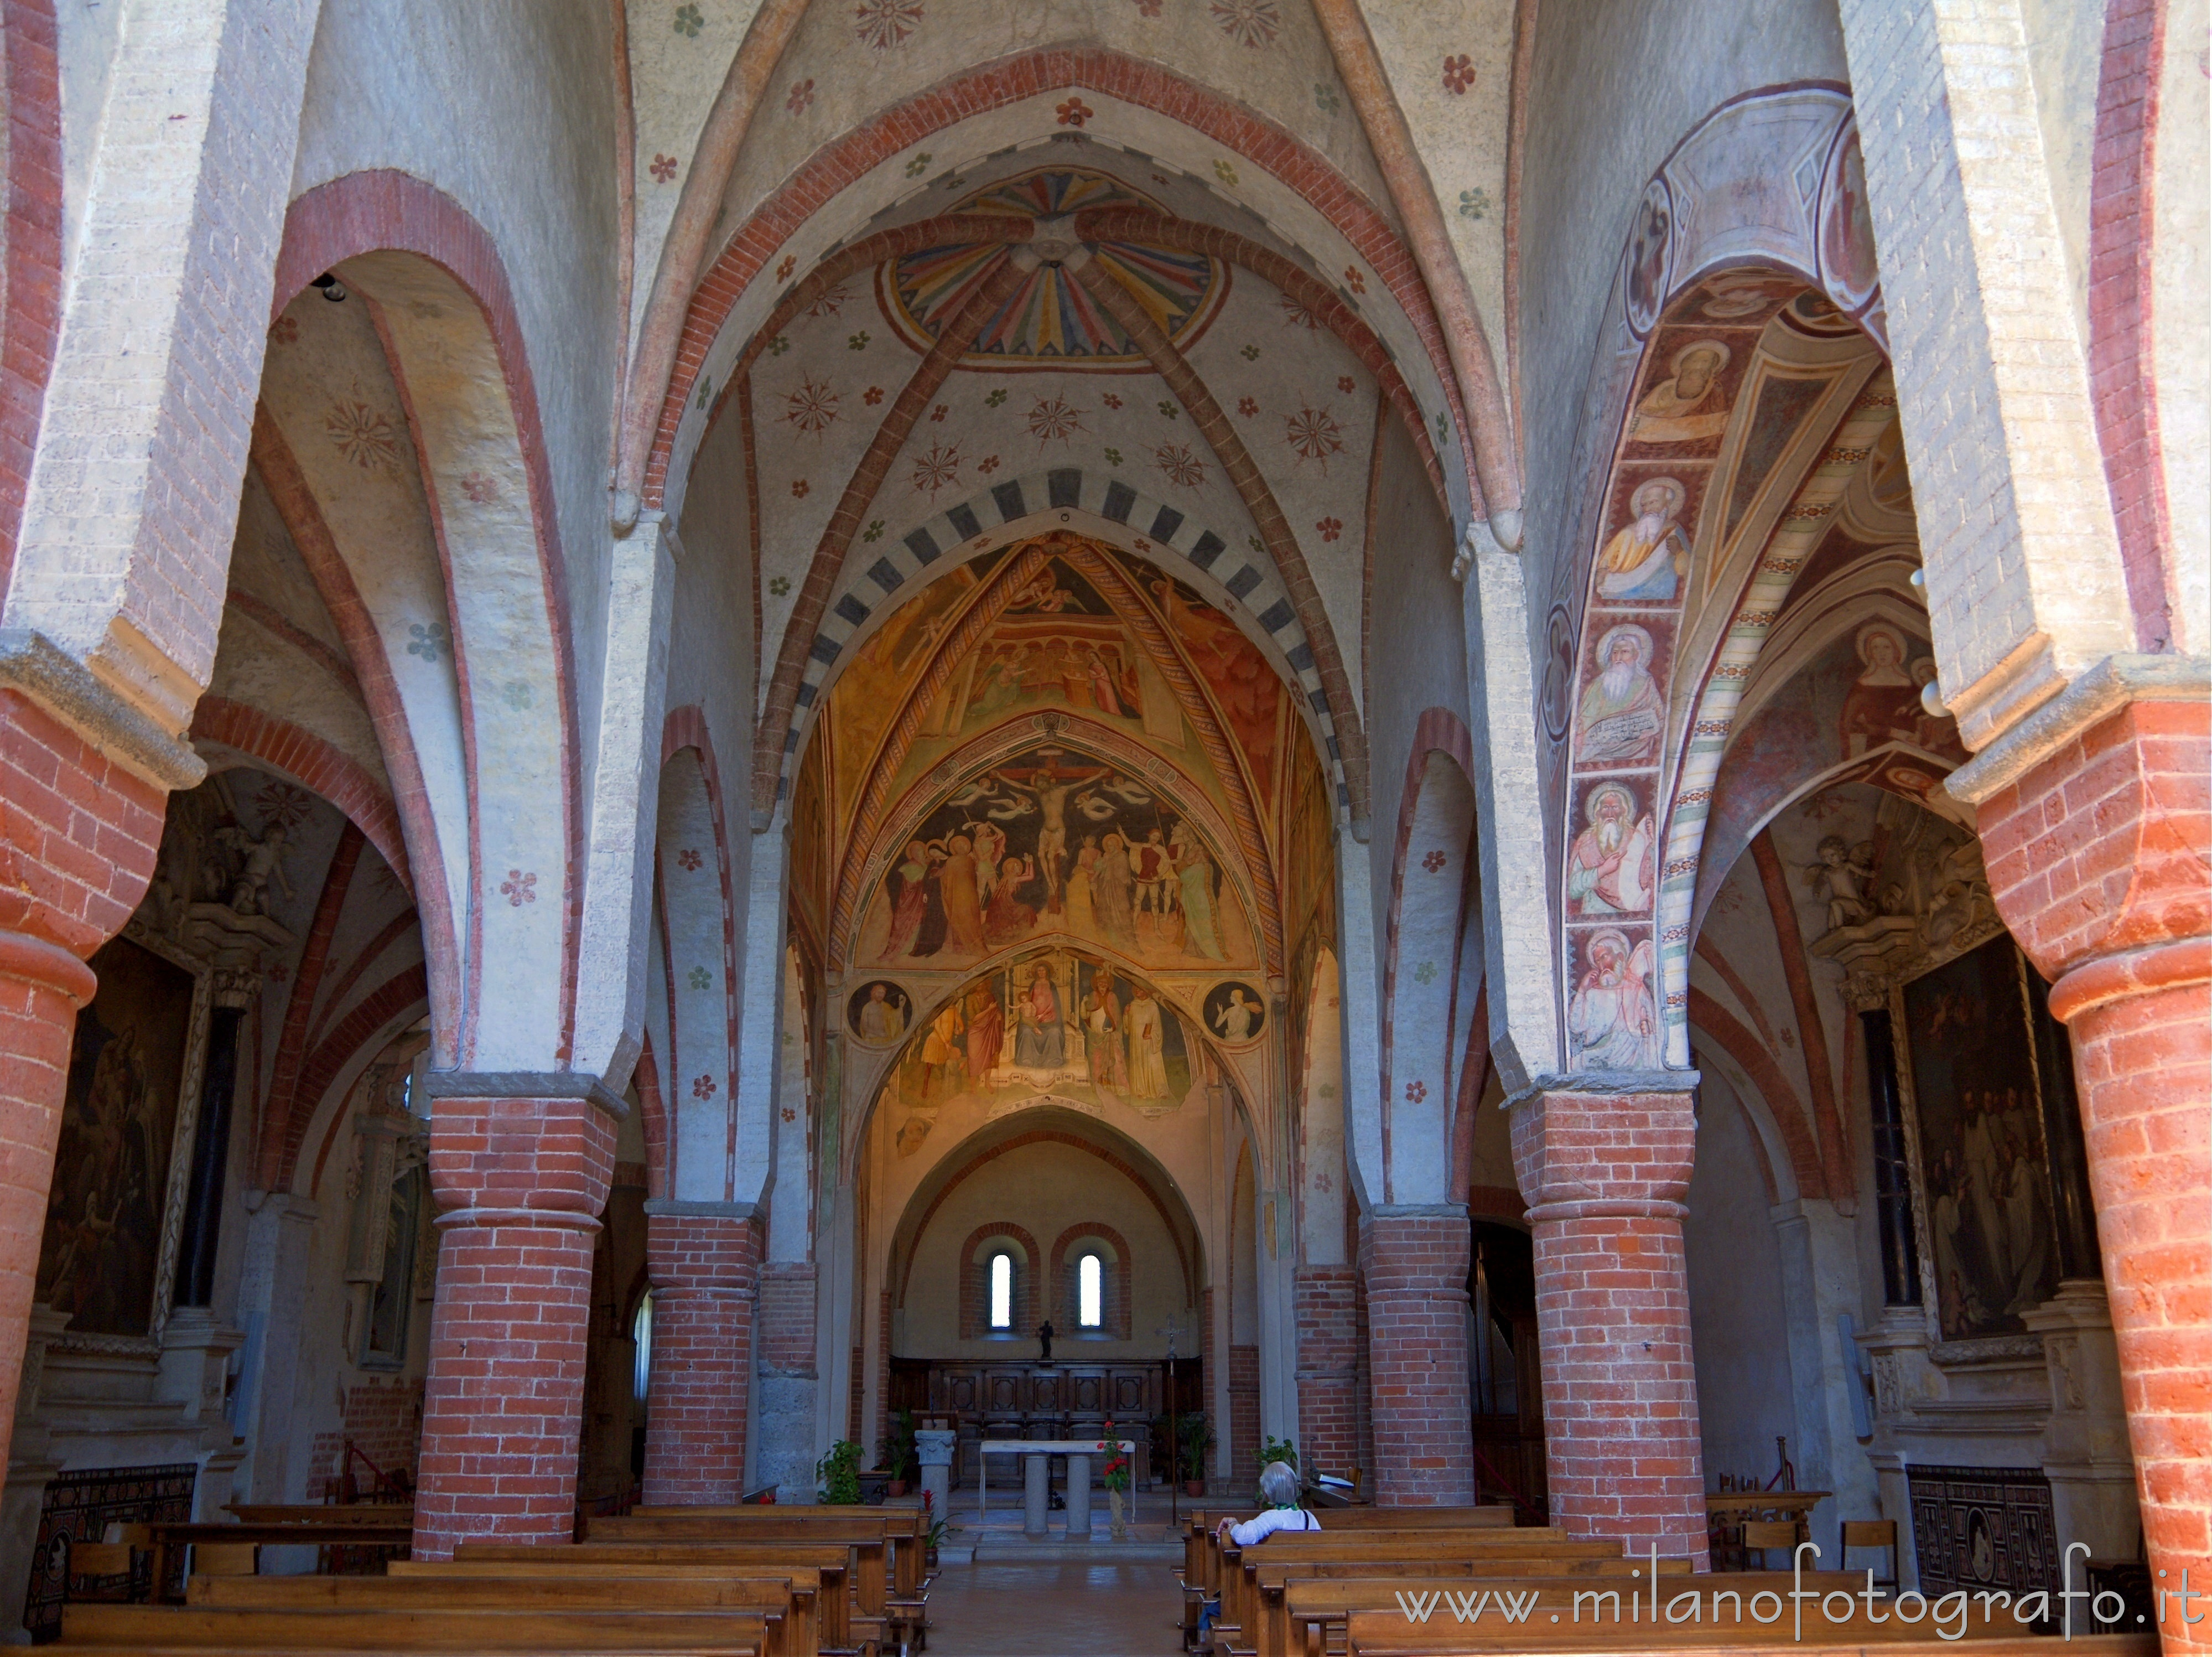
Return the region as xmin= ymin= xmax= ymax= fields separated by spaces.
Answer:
xmin=289 ymin=0 xmax=626 ymax=714
xmin=895 ymin=1139 xmax=1194 ymax=1360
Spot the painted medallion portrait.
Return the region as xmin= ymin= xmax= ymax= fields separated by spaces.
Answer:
xmin=847 ymin=980 xmax=912 ymax=1045
xmin=1202 ymin=981 xmax=1266 ymax=1046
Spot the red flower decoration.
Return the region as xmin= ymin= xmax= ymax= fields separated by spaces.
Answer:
xmin=776 ymin=254 xmax=798 ymax=282
xmin=1056 ymin=97 xmax=1093 ymax=127
xmin=864 ymin=385 xmax=885 ymax=405
xmin=1441 ymin=53 xmax=1476 ymax=94
xmin=1343 ymin=265 xmax=1367 ymax=295
xmin=930 ymin=403 xmax=949 ymax=422
xmin=786 ymin=78 xmax=816 ymax=115
xmin=693 ymin=1074 xmax=718 ymax=1100
xmin=649 ymin=153 xmax=678 ymax=184
xmin=1404 ymin=1079 xmax=1428 ymax=1102
xmin=1237 ymin=396 xmax=1259 ymax=417
xmin=792 ymin=479 xmax=811 ymax=498
xmin=1422 ymin=849 xmax=1447 ymax=873
xmin=677 ymin=848 xmax=703 ymax=871
xmin=1316 ymin=516 xmax=1343 ymax=542
xmin=1337 ymin=375 xmax=1357 ymax=394
xmin=978 ymin=454 xmax=1001 ymax=474
xmin=1101 ymin=392 xmax=1123 ymax=409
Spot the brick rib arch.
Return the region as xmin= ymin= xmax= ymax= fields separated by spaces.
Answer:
xmin=282 ymin=961 xmax=430 ymax=1194
xmin=190 ymin=696 xmax=412 ymax=892
xmin=272 ymin=169 xmax=583 ymax=1071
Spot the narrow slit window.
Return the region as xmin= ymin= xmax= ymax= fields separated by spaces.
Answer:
xmin=989 ymin=1252 xmax=1012 ymax=1330
xmin=1078 ymin=1254 xmax=1103 ymax=1329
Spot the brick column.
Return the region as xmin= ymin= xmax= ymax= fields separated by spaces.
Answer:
xmin=1292 ymin=1266 xmax=1359 ymax=1479
xmin=1969 ymin=693 xmax=2209 ymax=1634
xmin=414 ymin=1083 xmax=618 ymax=1557
xmin=1511 ymin=1086 xmax=1707 ymax=1563
xmin=642 ymin=1204 xmax=761 ymax=1505
xmin=0 ymin=685 xmax=175 ymax=1495
xmin=1358 ymin=1206 xmax=1474 ymax=1506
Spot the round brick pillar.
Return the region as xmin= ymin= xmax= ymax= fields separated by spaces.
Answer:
xmin=413 ymin=1086 xmax=618 ymax=1558
xmin=1974 ymin=696 xmax=2210 ymax=1637
xmin=1512 ymin=1086 xmax=1708 ymax=1565
xmin=1358 ymin=1206 xmax=1475 ymax=1505
xmin=642 ymin=1203 xmax=762 ymax=1505
xmin=0 ymin=933 xmax=98 ymax=1459
xmin=0 ymin=687 xmax=172 ymax=1500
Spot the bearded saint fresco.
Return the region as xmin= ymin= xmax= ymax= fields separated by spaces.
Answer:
xmin=1594 ymin=476 xmax=1691 ymax=603
xmin=1575 ymin=623 xmax=1665 ymax=767
xmin=877 ymin=951 xmax=1200 ymax=1152
xmin=1567 ymin=928 xmax=1660 ymax=1070
xmin=1566 ymin=781 xmax=1654 ymax=918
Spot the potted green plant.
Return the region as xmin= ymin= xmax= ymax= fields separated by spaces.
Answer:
xmin=817 ymin=1439 xmax=863 ymax=1505
xmin=879 ymin=1409 xmax=918 ymax=1498
xmin=1178 ymin=1413 xmax=1215 ymax=1498
xmin=921 ymin=1489 xmax=948 ymax=1568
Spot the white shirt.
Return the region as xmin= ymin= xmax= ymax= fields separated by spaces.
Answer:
xmin=1228 ymin=1508 xmax=1320 ymax=1547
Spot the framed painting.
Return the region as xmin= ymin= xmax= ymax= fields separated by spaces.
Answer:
xmin=1891 ymin=933 xmax=2061 ymax=1357
xmin=34 ymin=925 xmax=211 ymax=1353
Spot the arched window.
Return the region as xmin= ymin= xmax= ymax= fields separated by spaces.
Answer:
xmin=989 ymin=1252 xmax=1014 ymax=1331
xmin=632 ymin=1291 xmax=654 ymax=1401
xmin=1077 ymin=1253 xmax=1103 ymax=1329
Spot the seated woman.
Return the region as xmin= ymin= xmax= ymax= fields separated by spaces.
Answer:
xmin=1214 ymin=1462 xmax=1319 ymax=1545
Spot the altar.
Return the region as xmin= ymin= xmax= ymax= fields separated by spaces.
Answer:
xmin=978 ymin=1437 xmax=1137 ymax=1539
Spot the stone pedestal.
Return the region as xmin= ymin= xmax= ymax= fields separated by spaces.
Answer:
xmin=1022 ymin=1452 xmax=1049 ymax=1537
xmin=916 ymin=1429 xmax=956 ymax=1520
xmin=1064 ymin=1452 xmax=1091 ymax=1536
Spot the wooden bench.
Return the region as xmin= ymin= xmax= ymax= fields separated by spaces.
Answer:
xmin=1268 ymin=1572 xmax=1862 ymax=1657
xmin=188 ymin=1572 xmax=819 ymax=1657
xmin=589 ymin=1511 xmax=928 ymax=1651
xmin=455 ymin=1543 xmax=874 ymax=1655
xmin=1245 ymin=1559 xmax=1698 ymax=1657
xmin=1206 ymin=1531 xmax=1635 ymax=1649
xmin=1182 ymin=1514 xmax=1528 ymax=1643
xmin=58 ymin=1603 xmax=773 ymax=1654
xmin=1336 ymin=1619 xmax=2150 ymax=1655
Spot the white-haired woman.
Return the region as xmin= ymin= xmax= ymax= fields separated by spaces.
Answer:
xmin=1214 ymin=1461 xmax=1320 ymax=1545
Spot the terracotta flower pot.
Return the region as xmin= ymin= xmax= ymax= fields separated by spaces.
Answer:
xmin=887 ymin=1479 xmax=907 ymax=1498
xmin=1185 ymin=1479 xmax=1206 ymax=1497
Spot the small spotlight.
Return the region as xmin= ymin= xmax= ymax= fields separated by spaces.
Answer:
xmin=311 ymin=272 xmax=347 ymax=303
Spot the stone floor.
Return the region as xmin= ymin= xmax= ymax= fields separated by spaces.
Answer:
xmin=925 ymin=1560 xmax=1185 ymax=1655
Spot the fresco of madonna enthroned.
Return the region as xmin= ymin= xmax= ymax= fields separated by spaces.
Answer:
xmin=853 ymin=742 xmax=1258 ymax=970
xmin=876 ymin=950 xmax=1204 ymax=1157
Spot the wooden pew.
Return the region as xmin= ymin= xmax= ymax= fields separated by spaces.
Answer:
xmin=1208 ymin=1532 xmax=1631 ymax=1648
xmin=1344 ymin=1606 xmax=2159 ymax=1654
xmin=188 ymin=1572 xmax=818 ymax=1657
xmin=223 ymin=1504 xmax=414 ymax=1525
xmin=1181 ymin=1513 xmax=1521 ymax=1642
xmin=589 ymin=1511 xmax=928 ymax=1650
xmin=456 ymin=1544 xmax=875 ymax=1655
xmin=612 ymin=1511 xmax=928 ymax=1599
xmin=1268 ymin=1572 xmax=1859 ymax=1657
xmin=59 ymin=1602 xmax=772 ymax=1654
xmin=1245 ymin=1559 xmax=1696 ymax=1657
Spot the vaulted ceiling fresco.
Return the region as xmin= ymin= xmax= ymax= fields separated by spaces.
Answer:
xmin=791 ymin=527 xmax=1331 ymax=1006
